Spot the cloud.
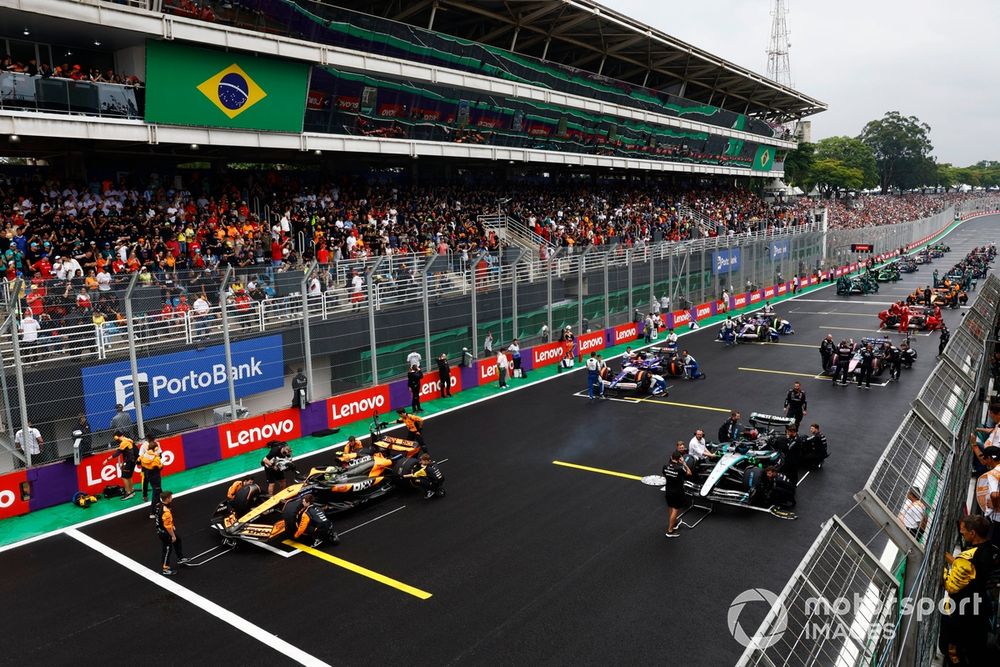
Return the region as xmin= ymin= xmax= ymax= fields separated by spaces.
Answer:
xmin=600 ymin=0 xmax=999 ymax=165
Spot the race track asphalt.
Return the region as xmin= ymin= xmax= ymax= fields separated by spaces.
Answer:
xmin=4 ymin=215 xmax=998 ymax=667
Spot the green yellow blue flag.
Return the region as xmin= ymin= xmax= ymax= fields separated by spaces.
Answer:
xmin=145 ymin=40 xmax=309 ymax=132
xmin=752 ymin=144 xmax=776 ymax=172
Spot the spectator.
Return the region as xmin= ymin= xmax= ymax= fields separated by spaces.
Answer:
xmin=14 ymin=420 xmax=43 ymax=466
xmin=496 ymin=347 xmax=509 ymax=389
xmin=109 ymin=403 xmax=134 ymax=439
xmin=436 ymin=353 xmax=452 ymax=397
xmin=406 ymin=349 xmax=422 ymax=371
xmin=483 ymin=330 xmax=494 ymax=358
xmin=897 ymin=487 xmax=927 ymax=539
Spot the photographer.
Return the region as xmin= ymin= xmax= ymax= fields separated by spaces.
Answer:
xmin=261 ymin=440 xmax=293 ymax=496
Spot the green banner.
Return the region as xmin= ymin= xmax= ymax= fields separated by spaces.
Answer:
xmin=144 ymin=40 xmax=309 ymax=132
xmin=752 ymin=144 xmax=776 ymax=172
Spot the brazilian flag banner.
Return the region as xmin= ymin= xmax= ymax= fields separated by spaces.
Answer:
xmin=752 ymin=144 xmax=776 ymax=172
xmin=145 ymin=40 xmax=309 ymax=133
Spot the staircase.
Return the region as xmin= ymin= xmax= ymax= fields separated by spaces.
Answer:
xmin=478 ymin=214 xmax=555 ymax=253
xmin=677 ymin=202 xmax=718 ymax=238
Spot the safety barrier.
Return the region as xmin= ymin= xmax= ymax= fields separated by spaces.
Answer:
xmin=738 ymin=270 xmax=1000 ymax=667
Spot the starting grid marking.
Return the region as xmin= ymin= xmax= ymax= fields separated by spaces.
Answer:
xmin=820 ymin=325 xmax=933 ymax=337
xmin=712 ymin=339 xmax=817 ymax=349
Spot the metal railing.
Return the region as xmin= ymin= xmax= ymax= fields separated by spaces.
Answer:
xmin=0 ymin=71 xmax=141 ymax=119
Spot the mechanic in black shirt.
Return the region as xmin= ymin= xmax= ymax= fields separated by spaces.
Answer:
xmin=802 ymin=423 xmax=829 ymax=469
xmin=718 ymin=411 xmax=742 ymax=443
xmin=819 ymin=335 xmax=836 ymax=373
xmin=783 ymin=382 xmax=807 ymax=427
xmin=857 ymin=343 xmax=875 ymax=389
xmin=938 ymin=325 xmax=950 ymax=357
xmin=773 ymin=424 xmax=804 ymax=485
xmin=407 ymin=364 xmax=424 ymax=412
xmin=403 ymin=453 xmax=446 ymax=499
xmin=663 ymin=450 xmax=691 ymax=538
xmin=261 ymin=440 xmax=292 ymax=496
xmin=885 ymin=342 xmax=902 ymax=382
xmin=835 ymin=340 xmax=853 ymax=386
xmin=899 ymin=342 xmax=917 ymax=368
xmin=436 ymin=354 xmax=452 ymax=397
xmin=226 ymin=476 xmax=262 ymax=515
xmin=293 ymin=493 xmax=340 ymax=547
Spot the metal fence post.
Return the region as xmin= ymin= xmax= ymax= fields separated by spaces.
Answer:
xmin=421 ymin=256 xmax=437 ymax=367
xmin=366 ymin=258 xmax=385 ymax=386
xmin=470 ymin=252 xmax=482 ymax=358
xmin=300 ymin=261 xmax=317 ymax=403
xmin=7 ymin=280 xmax=30 ymax=466
xmin=510 ymin=249 xmax=526 ymax=341
xmin=0 ymin=313 xmax=23 ymax=467
xmin=578 ymin=247 xmax=590 ymax=332
xmin=603 ymin=253 xmax=610 ymax=327
xmin=218 ymin=266 xmax=238 ymax=421
xmin=123 ymin=273 xmax=145 ymax=440
xmin=626 ymin=248 xmax=633 ymax=319
xmin=648 ymin=244 xmax=655 ymax=310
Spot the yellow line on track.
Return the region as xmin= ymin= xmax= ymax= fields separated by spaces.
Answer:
xmin=738 ymin=367 xmax=831 ymax=381
xmin=552 ymin=460 xmax=644 ymax=481
xmin=621 ymin=396 xmax=732 ymax=412
xmin=283 ymin=540 xmax=433 ymax=600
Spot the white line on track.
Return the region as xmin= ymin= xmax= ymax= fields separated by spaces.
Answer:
xmin=339 ymin=505 xmax=407 ymax=536
xmin=250 ymin=540 xmax=300 ymax=558
xmin=66 ymin=528 xmax=331 ymax=667
xmin=820 ymin=325 xmax=932 ymax=336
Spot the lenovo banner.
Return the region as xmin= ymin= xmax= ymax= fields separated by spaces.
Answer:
xmin=672 ymin=309 xmax=691 ymax=327
xmin=695 ymin=302 xmax=713 ymax=320
xmin=531 ymin=341 xmax=567 ymax=369
xmin=749 ymin=291 xmax=762 ymax=304
xmin=764 ymin=286 xmax=776 ymax=299
xmin=81 ymin=335 xmax=285 ymax=430
xmin=327 ymin=385 xmax=390 ymax=429
xmin=218 ymin=408 xmax=301 ymax=459
xmin=0 ymin=469 xmax=28 ymax=519
xmin=809 ymin=276 xmax=819 ymax=285
xmin=734 ymin=293 xmax=748 ymax=309
xmin=612 ymin=322 xmax=639 ymax=346
xmin=777 ymin=283 xmax=787 ymax=295
xmin=576 ymin=331 xmax=606 ymax=356
xmin=75 ymin=435 xmax=185 ymax=495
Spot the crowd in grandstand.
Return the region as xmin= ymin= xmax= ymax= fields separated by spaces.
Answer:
xmin=0 ymin=55 xmax=143 ymax=86
xmin=0 ymin=172 xmax=990 ymax=361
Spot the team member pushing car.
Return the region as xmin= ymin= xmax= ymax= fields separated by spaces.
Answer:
xmin=403 ymin=454 xmax=446 ymax=499
xmin=396 ymin=409 xmax=427 ymax=451
xmin=294 ymin=493 xmax=340 ymax=547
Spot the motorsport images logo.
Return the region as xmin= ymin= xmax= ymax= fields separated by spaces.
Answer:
xmin=727 ymin=588 xmax=787 ymax=649
xmin=196 ymin=64 xmax=267 ymax=119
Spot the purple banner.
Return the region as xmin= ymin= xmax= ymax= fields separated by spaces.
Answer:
xmin=388 ymin=379 xmax=412 ymax=411
xmin=300 ymin=402 xmax=327 ymax=435
xmin=182 ymin=427 xmax=221 ymax=469
xmin=460 ymin=365 xmax=480 ymax=388
xmin=27 ymin=461 xmax=77 ymax=511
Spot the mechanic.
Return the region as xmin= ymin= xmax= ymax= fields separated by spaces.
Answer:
xmin=899 ymin=341 xmax=917 ymax=368
xmin=155 ymin=491 xmax=188 ymax=575
xmin=663 ymin=450 xmax=691 ymax=539
xmin=403 ymin=453 xmax=446 ymax=499
xmin=885 ymin=341 xmax=903 ymax=382
xmin=407 ymin=364 xmax=424 ymax=412
xmin=338 ymin=435 xmax=367 ymax=463
xmin=718 ymin=411 xmax=742 ymax=443
xmin=938 ymin=325 xmax=950 ymax=357
xmin=760 ymin=467 xmax=796 ymax=508
xmin=261 ymin=440 xmax=292 ymax=496
xmin=898 ymin=304 xmax=910 ymax=334
xmin=720 ymin=317 xmax=736 ymax=346
xmin=773 ymin=424 xmax=804 ymax=485
xmin=395 ymin=409 xmax=427 ymax=451
xmin=857 ymin=342 xmax=875 ymax=389
xmin=679 ymin=349 xmax=700 ymax=380
xmin=664 ymin=328 xmax=678 ymax=351
xmin=137 ymin=439 xmax=164 ymax=518
xmin=291 ymin=368 xmax=308 ymax=409
xmin=103 ymin=431 xmax=138 ymax=500
xmin=802 ymin=423 xmax=829 ymax=469
xmin=586 ymin=352 xmax=604 ymax=400
xmin=819 ymin=334 xmax=836 ymax=373
xmin=783 ymin=382 xmax=807 ymax=427
xmin=762 ymin=301 xmax=774 ymax=316
xmin=687 ymin=429 xmax=716 ymax=461
xmin=293 ymin=493 xmax=340 ymax=547
xmin=939 ymin=515 xmax=999 ymax=666
xmin=368 ymin=448 xmax=395 ymax=478
xmin=226 ymin=476 xmax=262 ymax=515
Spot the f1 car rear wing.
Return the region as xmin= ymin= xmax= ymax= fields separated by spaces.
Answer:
xmin=748 ymin=412 xmax=796 ymax=429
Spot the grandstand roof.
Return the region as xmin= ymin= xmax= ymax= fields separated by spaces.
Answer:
xmin=330 ymin=0 xmax=827 ymax=122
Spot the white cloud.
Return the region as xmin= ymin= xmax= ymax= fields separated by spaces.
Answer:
xmin=599 ymin=0 xmax=1000 ymax=165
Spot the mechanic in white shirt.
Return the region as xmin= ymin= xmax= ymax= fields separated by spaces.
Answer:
xmin=496 ymin=348 xmax=510 ymax=388
xmin=19 ymin=313 xmax=41 ymax=343
xmin=15 ymin=422 xmax=43 ymax=459
xmin=687 ymin=429 xmax=716 ymax=461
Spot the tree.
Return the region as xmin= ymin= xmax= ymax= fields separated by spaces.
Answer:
xmin=783 ymin=142 xmax=815 ymax=188
xmin=809 ymin=158 xmax=864 ymax=196
xmin=935 ymin=163 xmax=958 ymax=191
xmin=859 ymin=111 xmax=933 ymax=193
xmin=814 ymin=136 xmax=879 ymax=189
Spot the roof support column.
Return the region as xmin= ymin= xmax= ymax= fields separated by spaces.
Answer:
xmin=510 ymin=26 xmax=520 ymax=51
xmin=427 ymin=1 xmax=438 ymax=30
xmin=541 ymin=36 xmax=552 ymax=61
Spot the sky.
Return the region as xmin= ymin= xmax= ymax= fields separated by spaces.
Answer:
xmin=600 ymin=0 xmax=999 ymax=166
